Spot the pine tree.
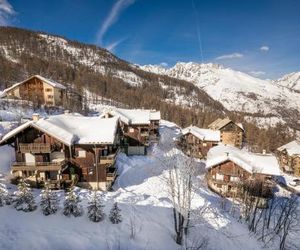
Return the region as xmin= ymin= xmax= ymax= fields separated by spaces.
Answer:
xmin=87 ymin=191 xmax=105 ymax=222
xmin=109 ymin=202 xmax=122 ymax=224
xmin=13 ymin=180 xmax=37 ymax=212
xmin=63 ymin=187 xmax=83 ymax=217
xmin=0 ymin=183 xmax=12 ymax=207
xmin=40 ymin=184 xmax=59 ymax=216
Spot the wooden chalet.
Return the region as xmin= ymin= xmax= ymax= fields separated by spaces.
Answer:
xmin=277 ymin=140 xmax=300 ymax=176
xmin=0 ymin=113 xmax=121 ymax=190
xmin=208 ymin=117 xmax=244 ymax=148
xmin=206 ymin=145 xmax=280 ymax=200
xmin=180 ymin=125 xmax=220 ymax=159
xmin=2 ymin=75 xmax=66 ymax=107
xmin=101 ymin=108 xmax=160 ymax=155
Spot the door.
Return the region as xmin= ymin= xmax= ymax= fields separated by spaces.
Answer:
xmin=25 ymin=153 xmax=35 ymax=164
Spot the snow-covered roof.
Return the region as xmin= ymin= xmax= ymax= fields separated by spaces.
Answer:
xmin=0 ymin=114 xmax=119 ymax=146
xmin=102 ymin=108 xmax=161 ymax=125
xmin=277 ymin=140 xmax=300 ymax=156
xmin=208 ymin=117 xmax=244 ymax=131
xmin=3 ymin=75 xmax=66 ymax=94
xmin=182 ymin=125 xmax=220 ymax=142
xmin=206 ymin=144 xmax=280 ymax=176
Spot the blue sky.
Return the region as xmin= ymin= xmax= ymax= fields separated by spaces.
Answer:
xmin=1 ymin=0 xmax=300 ymax=79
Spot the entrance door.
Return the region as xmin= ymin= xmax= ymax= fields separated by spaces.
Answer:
xmin=25 ymin=153 xmax=35 ymax=164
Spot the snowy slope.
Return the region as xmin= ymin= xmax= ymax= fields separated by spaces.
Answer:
xmin=273 ymin=72 xmax=300 ymax=92
xmin=141 ymin=63 xmax=300 ymax=128
xmin=0 ymin=120 xmax=277 ymax=250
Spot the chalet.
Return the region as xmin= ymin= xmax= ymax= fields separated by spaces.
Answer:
xmin=101 ymin=108 xmax=161 ymax=155
xmin=180 ymin=125 xmax=220 ymax=159
xmin=277 ymin=140 xmax=300 ymax=176
xmin=1 ymin=75 xmax=66 ymax=107
xmin=206 ymin=145 xmax=280 ymax=199
xmin=208 ymin=118 xmax=244 ymax=148
xmin=0 ymin=113 xmax=121 ymax=190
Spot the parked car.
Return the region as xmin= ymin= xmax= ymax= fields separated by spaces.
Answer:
xmin=289 ymin=179 xmax=300 ymax=187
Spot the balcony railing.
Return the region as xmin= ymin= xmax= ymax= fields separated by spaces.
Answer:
xmin=99 ymin=149 xmax=119 ymax=165
xmin=106 ymin=167 xmax=117 ymax=181
xmin=19 ymin=143 xmax=51 ymax=153
xmin=12 ymin=160 xmax=66 ymax=171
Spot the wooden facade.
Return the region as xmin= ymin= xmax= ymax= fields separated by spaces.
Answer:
xmin=207 ymin=160 xmax=274 ymax=199
xmin=277 ymin=149 xmax=300 ymax=177
xmin=3 ymin=125 xmax=119 ymax=190
xmin=180 ymin=133 xmax=218 ymax=159
xmin=104 ymin=111 xmax=160 ymax=155
xmin=208 ymin=119 xmax=244 ymax=148
xmin=3 ymin=75 xmax=66 ymax=107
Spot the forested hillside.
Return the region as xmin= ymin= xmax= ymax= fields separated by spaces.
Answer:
xmin=0 ymin=27 xmax=295 ymax=152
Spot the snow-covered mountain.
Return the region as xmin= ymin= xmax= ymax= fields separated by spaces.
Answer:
xmin=273 ymin=72 xmax=300 ymax=92
xmin=0 ymin=27 xmax=225 ymax=126
xmin=140 ymin=63 xmax=300 ymax=130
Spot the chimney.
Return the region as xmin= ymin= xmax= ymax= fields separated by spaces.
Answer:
xmin=64 ymin=110 xmax=70 ymax=114
xmin=225 ymin=152 xmax=229 ymax=156
xmin=32 ymin=113 xmax=40 ymax=122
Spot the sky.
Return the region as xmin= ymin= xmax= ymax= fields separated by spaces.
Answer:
xmin=0 ymin=0 xmax=300 ymax=79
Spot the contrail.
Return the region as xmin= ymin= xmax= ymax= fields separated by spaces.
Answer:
xmin=96 ymin=0 xmax=135 ymax=46
xmin=191 ymin=0 xmax=204 ymax=63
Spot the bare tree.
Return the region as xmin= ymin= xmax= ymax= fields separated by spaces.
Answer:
xmin=162 ymin=153 xmax=197 ymax=245
xmin=277 ymin=195 xmax=299 ymax=250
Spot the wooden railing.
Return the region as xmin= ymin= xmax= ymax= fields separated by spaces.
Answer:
xmin=206 ymin=173 xmax=241 ymax=185
xmin=99 ymin=149 xmax=119 ymax=165
xmin=12 ymin=160 xmax=66 ymax=171
xmin=106 ymin=167 xmax=117 ymax=181
xmin=19 ymin=143 xmax=51 ymax=153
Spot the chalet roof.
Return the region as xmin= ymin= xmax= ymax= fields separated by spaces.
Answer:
xmin=181 ymin=126 xmax=220 ymax=142
xmin=102 ymin=108 xmax=161 ymax=125
xmin=3 ymin=75 xmax=66 ymax=94
xmin=0 ymin=113 xmax=119 ymax=146
xmin=208 ymin=117 xmax=244 ymax=131
xmin=277 ymin=140 xmax=300 ymax=156
xmin=206 ymin=144 xmax=280 ymax=176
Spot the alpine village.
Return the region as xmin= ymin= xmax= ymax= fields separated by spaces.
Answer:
xmin=0 ymin=10 xmax=300 ymax=250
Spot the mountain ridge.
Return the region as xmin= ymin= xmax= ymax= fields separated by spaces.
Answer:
xmin=140 ymin=62 xmax=300 ymax=131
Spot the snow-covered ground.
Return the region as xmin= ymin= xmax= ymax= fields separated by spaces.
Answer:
xmin=0 ymin=120 xmax=299 ymax=250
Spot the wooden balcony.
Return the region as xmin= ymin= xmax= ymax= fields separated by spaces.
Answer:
xmin=12 ymin=160 xmax=66 ymax=172
xmin=99 ymin=149 xmax=119 ymax=165
xmin=206 ymin=173 xmax=240 ymax=186
xmin=106 ymin=167 xmax=117 ymax=181
xmin=19 ymin=143 xmax=51 ymax=153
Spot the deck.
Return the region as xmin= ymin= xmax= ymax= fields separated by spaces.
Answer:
xmin=12 ymin=160 xmax=66 ymax=171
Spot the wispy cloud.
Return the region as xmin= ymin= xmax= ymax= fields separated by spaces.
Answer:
xmin=249 ymin=70 xmax=266 ymax=76
xmin=105 ymin=37 xmax=127 ymax=52
xmin=0 ymin=0 xmax=15 ymax=26
xmin=260 ymin=46 xmax=269 ymax=52
xmin=96 ymin=0 xmax=135 ymax=46
xmin=216 ymin=52 xmax=244 ymax=60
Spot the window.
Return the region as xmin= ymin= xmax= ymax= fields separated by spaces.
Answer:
xmin=77 ymin=150 xmax=86 ymax=158
xmin=230 ymin=176 xmax=239 ymax=182
xmin=45 ymin=88 xmax=52 ymax=92
xmin=203 ymin=142 xmax=207 ymax=147
xmin=47 ymin=95 xmax=54 ymax=99
xmin=88 ymin=167 xmax=94 ymax=175
xmin=216 ymin=173 xmax=224 ymax=181
xmin=129 ymin=128 xmax=134 ymax=133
